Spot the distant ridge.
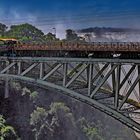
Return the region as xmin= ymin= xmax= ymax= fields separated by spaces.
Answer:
xmin=78 ymin=27 xmax=140 ymax=33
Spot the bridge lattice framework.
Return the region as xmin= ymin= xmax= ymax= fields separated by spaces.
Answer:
xmin=0 ymin=57 xmax=140 ymax=132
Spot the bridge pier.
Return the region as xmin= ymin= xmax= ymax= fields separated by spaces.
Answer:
xmin=4 ymin=79 xmax=9 ymax=98
xmin=4 ymin=79 xmax=9 ymax=99
xmin=4 ymin=60 xmax=10 ymax=98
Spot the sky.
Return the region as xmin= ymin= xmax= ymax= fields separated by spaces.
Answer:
xmin=0 ymin=0 xmax=140 ymax=38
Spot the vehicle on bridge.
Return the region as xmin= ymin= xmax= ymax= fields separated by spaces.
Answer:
xmin=0 ymin=38 xmax=20 ymax=56
xmin=0 ymin=38 xmax=140 ymax=58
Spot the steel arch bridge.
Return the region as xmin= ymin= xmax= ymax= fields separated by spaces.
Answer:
xmin=0 ymin=57 xmax=140 ymax=132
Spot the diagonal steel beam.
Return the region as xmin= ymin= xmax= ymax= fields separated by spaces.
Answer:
xmin=42 ymin=63 xmax=62 ymax=80
xmin=66 ymin=64 xmax=88 ymax=88
xmin=92 ymin=63 xmax=109 ymax=83
xmin=118 ymin=73 xmax=140 ymax=110
xmin=120 ymin=65 xmax=136 ymax=89
xmin=68 ymin=63 xmax=86 ymax=81
xmin=0 ymin=62 xmax=16 ymax=74
xmin=94 ymin=64 xmax=112 ymax=91
xmin=68 ymin=63 xmax=83 ymax=77
xmin=20 ymin=63 xmax=38 ymax=76
xmin=45 ymin=63 xmax=63 ymax=76
xmin=90 ymin=65 xmax=117 ymax=98
xmin=122 ymin=66 xmax=139 ymax=101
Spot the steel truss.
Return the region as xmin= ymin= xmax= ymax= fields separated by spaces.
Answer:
xmin=0 ymin=57 xmax=140 ymax=132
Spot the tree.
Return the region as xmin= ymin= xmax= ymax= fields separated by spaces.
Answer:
xmin=30 ymin=91 xmax=39 ymax=104
xmin=78 ymin=118 xmax=104 ymax=140
xmin=66 ymin=29 xmax=79 ymax=41
xmin=30 ymin=106 xmax=59 ymax=140
xmin=30 ymin=102 xmax=78 ymax=140
xmin=5 ymin=23 xmax=45 ymax=43
xmin=0 ymin=23 xmax=7 ymax=37
xmin=0 ymin=115 xmax=18 ymax=140
xmin=44 ymin=32 xmax=58 ymax=41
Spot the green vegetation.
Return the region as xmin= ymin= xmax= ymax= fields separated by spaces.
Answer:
xmin=30 ymin=91 xmax=39 ymax=104
xmin=0 ymin=115 xmax=18 ymax=140
xmin=5 ymin=23 xmax=45 ymax=43
xmin=0 ymin=23 xmax=85 ymax=44
xmin=78 ymin=118 xmax=104 ymax=140
xmin=0 ymin=23 xmax=59 ymax=44
xmin=30 ymin=103 xmax=77 ymax=140
xmin=44 ymin=32 xmax=59 ymax=41
xmin=0 ymin=23 xmax=7 ymax=37
xmin=0 ymin=81 xmax=135 ymax=140
xmin=30 ymin=107 xmax=48 ymax=140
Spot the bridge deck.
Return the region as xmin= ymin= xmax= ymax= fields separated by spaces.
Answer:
xmin=0 ymin=57 xmax=140 ymax=64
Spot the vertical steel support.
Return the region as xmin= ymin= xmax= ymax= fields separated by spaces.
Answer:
xmin=112 ymin=64 xmax=116 ymax=94
xmin=115 ymin=65 xmax=121 ymax=109
xmin=63 ymin=63 xmax=68 ymax=86
xmin=40 ymin=62 xmax=44 ymax=79
xmin=88 ymin=64 xmax=93 ymax=96
xmin=18 ymin=61 xmax=21 ymax=75
xmin=138 ymin=65 xmax=140 ymax=102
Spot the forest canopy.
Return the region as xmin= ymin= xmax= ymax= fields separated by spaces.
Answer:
xmin=0 ymin=23 xmax=83 ymax=43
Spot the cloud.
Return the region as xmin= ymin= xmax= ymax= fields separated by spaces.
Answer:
xmin=0 ymin=9 xmax=37 ymax=25
xmin=0 ymin=7 xmax=68 ymax=39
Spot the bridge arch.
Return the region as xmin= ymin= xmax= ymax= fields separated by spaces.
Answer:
xmin=0 ymin=73 xmax=140 ymax=133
